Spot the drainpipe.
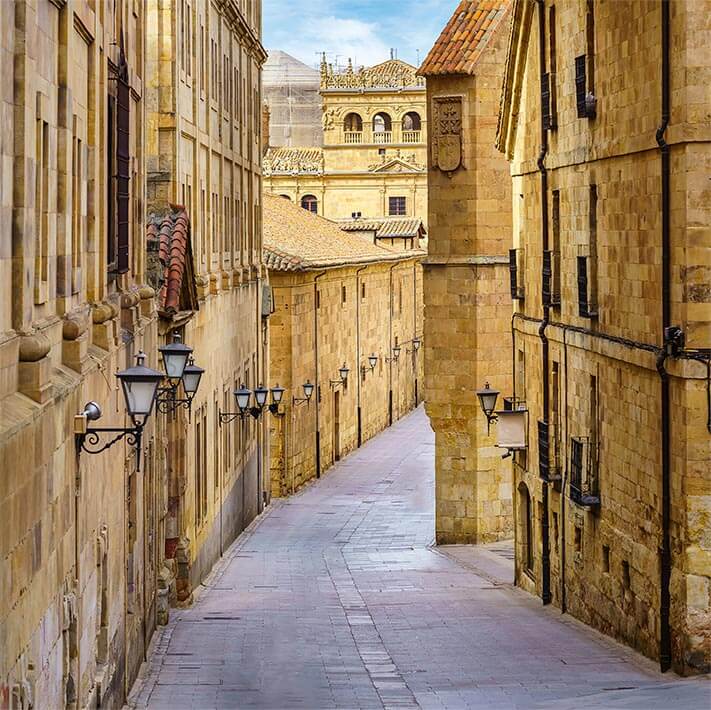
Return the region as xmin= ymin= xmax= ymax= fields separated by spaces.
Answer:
xmin=560 ymin=327 xmax=569 ymax=613
xmin=412 ymin=261 xmax=418 ymax=406
xmin=313 ymin=271 xmax=327 ymax=477
xmin=536 ymin=0 xmax=552 ymax=606
xmin=655 ymin=0 xmax=672 ymax=673
xmin=356 ymin=265 xmax=367 ymax=447
xmin=388 ymin=263 xmax=397 ymax=426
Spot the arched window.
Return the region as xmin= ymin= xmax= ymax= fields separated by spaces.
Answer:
xmin=518 ymin=482 xmax=534 ymax=574
xmin=372 ymin=112 xmax=392 ymax=144
xmin=301 ymin=195 xmax=318 ymax=213
xmin=402 ymin=112 xmax=421 ymax=142
xmin=279 ymin=194 xmax=291 ymax=201
xmin=343 ymin=112 xmax=363 ymax=132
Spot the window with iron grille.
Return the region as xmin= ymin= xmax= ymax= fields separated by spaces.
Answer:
xmin=388 ymin=196 xmax=406 ymax=216
xmin=538 ymin=419 xmax=550 ymax=481
xmin=569 ymin=437 xmax=600 ymax=508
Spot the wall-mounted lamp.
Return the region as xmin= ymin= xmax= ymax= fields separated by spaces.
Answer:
xmin=293 ymin=380 xmax=315 ymax=407
xmin=155 ymin=334 xmax=204 ymax=414
xmin=407 ymin=337 xmax=421 ymax=354
xmin=75 ymin=351 xmax=164 ymax=471
xmin=330 ymin=363 xmax=349 ymax=389
xmin=361 ymin=353 xmax=379 ymax=378
xmin=385 ymin=345 xmax=401 ymax=363
xmin=476 ymin=381 xmax=528 ymax=452
xmin=219 ymin=383 xmax=288 ymax=424
xmin=476 ymin=381 xmax=500 ymax=434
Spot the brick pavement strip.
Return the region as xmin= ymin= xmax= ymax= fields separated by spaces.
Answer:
xmin=127 ymin=407 xmax=710 ymax=710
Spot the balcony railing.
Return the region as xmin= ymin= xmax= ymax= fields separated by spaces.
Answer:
xmin=344 ymin=131 xmax=363 ymax=144
xmin=402 ymin=130 xmax=421 ymax=143
xmin=373 ymin=131 xmax=392 ymax=144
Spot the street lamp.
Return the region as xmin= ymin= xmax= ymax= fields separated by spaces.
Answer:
xmin=75 ymin=351 xmax=164 ymax=471
xmin=476 ymin=381 xmax=500 ymax=434
xmin=220 ymin=384 xmax=289 ymax=423
xmin=330 ymin=363 xmax=349 ymax=389
xmin=362 ymin=353 xmax=379 ymax=378
xmin=386 ymin=345 xmax=401 ymax=363
xmin=408 ymin=337 xmax=421 ymax=354
xmin=293 ymin=380 xmax=315 ymax=407
xmin=158 ymin=332 xmax=192 ymax=383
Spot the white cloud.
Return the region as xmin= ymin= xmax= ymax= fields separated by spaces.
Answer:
xmin=264 ymin=0 xmax=454 ymax=70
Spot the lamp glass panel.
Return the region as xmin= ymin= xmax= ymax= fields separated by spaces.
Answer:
xmin=339 ymin=365 xmax=349 ymax=382
xmin=182 ymin=366 xmax=203 ymax=395
xmin=254 ymin=386 xmax=269 ymax=407
xmin=477 ymin=389 xmax=499 ymax=416
xmin=368 ymin=354 xmax=378 ymax=369
xmin=303 ymin=382 xmax=314 ymax=399
xmin=235 ymin=387 xmax=251 ymax=411
xmin=271 ymin=386 xmax=285 ymax=404
xmin=122 ymin=378 xmax=160 ymax=417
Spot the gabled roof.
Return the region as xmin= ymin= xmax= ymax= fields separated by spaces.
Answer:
xmin=263 ymin=194 xmax=423 ymax=271
xmin=495 ymin=0 xmax=535 ymax=158
xmin=147 ymin=205 xmax=199 ymax=317
xmin=339 ymin=217 xmax=427 ymax=240
xmin=419 ymin=0 xmax=511 ymax=77
xmin=369 ymin=156 xmax=426 ymax=174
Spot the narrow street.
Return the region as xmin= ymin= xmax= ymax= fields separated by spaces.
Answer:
xmin=128 ymin=408 xmax=708 ymax=709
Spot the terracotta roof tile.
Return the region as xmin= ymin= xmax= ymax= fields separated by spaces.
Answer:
xmin=418 ymin=0 xmax=511 ymax=77
xmin=338 ymin=217 xmax=427 ymax=240
xmin=263 ymin=195 xmax=424 ymax=271
xmin=147 ymin=205 xmax=199 ymax=315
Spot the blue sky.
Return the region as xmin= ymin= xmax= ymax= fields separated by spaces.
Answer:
xmin=263 ymin=0 xmax=456 ymax=71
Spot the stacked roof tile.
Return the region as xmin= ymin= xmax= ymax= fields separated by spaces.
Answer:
xmin=146 ymin=206 xmax=198 ymax=315
xmin=418 ymin=0 xmax=511 ymax=76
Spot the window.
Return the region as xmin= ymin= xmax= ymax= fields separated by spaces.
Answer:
xmin=343 ymin=112 xmax=362 ymax=132
xmin=389 ymin=196 xmax=406 ymax=216
xmin=550 ymin=190 xmax=561 ymax=305
xmin=402 ymin=111 xmax=421 ymax=131
xmin=341 ymin=285 xmax=346 ymax=305
xmin=361 ymin=282 xmax=366 ymax=300
xmin=372 ymin=112 xmax=392 ymax=143
xmin=602 ymin=545 xmax=610 ymax=573
xmin=301 ymin=194 xmax=318 ymax=213
xmin=279 ymin=194 xmax=291 ymax=201
xmin=548 ymin=6 xmax=557 ymax=127
xmin=116 ymin=52 xmax=131 ymax=274
xmin=34 ymin=113 xmax=49 ymax=304
xmin=575 ymin=1 xmax=596 ymax=121
xmin=578 ymin=185 xmax=598 ymax=317
xmin=519 ymin=483 xmax=534 ymax=574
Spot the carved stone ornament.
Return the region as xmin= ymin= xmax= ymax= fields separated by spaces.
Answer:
xmin=432 ymin=96 xmax=463 ymax=173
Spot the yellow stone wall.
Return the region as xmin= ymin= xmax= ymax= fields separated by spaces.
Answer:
xmin=422 ymin=20 xmax=514 ymax=544
xmin=502 ymin=0 xmax=711 ymax=675
xmin=264 ymin=63 xmax=429 ymax=223
xmin=145 ymin=0 xmax=267 ymax=601
xmin=268 ymin=260 xmax=424 ymax=496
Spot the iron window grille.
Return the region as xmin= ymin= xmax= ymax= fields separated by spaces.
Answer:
xmin=577 ymin=255 xmax=598 ymax=318
xmin=575 ymin=54 xmax=597 ymax=119
xmin=509 ymin=248 xmax=525 ymax=301
xmin=543 ymin=250 xmax=561 ymax=307
xmin=538 ymin=419 xmax=561 ymax=482
xmin=388 ymin=196 xmax=406 ymax=216
xmin=569 ymin=436 xmax=600 ymax=508
xmin=541 ymin=72 xmax=556 ymax=131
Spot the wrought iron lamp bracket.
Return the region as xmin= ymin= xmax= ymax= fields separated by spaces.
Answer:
xmin=76 ymin=423 xmax=145 ymax=470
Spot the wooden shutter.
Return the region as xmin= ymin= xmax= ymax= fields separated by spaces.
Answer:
xmin=570 ymin=438 xmax=584 ymax=503
xmin=538 ymin=419 xmax=550 ymax=481
xmin=577 ymin=255 xmax=589 ymax=317
xmin=542 ymin=250 xmax=552 ymax=306
xmin=509 ymin=248 xmax=519 ymax=300
xmin=575 ymin=55 xmax=587 ymax=118
xmin=116 ymin=49 xmax=131 ymax=274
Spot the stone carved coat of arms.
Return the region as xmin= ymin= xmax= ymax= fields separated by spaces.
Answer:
xmin=432 ymin=96 xmax=463 ymax=173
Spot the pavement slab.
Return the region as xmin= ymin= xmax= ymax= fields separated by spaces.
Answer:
xmin=127 ymin=407 xmax=710 ymax=709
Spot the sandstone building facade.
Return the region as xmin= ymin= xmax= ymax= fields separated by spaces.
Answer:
xmin=497 ymin=0 xmax=710 ymax=674
xmin=146 ymin=0 xmax=268 ymax=603
xmin=419 ymin=1 xmax=514 ymax=544
xmin=263 ymin=57 xmax=428 ymax=226
xmin=264 ymin=195 xmax=424 ymax=495
xmin=0 ymin=0 xmax=267 ymax=707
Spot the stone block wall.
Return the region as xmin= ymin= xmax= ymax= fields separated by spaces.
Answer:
xmin=422 ymin=17 xmax=514 ymax=545
xmin=268 ymin=259 xmax=424 ymax=496
xmin=500 ymin=0 xmax=710 ymax=675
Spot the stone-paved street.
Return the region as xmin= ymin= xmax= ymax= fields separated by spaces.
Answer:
xmin=128 ymin=407 xmax=709 ymax=709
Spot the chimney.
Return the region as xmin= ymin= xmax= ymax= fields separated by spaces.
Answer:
xmin=261 ymin=102 xmax=270 ymax=155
